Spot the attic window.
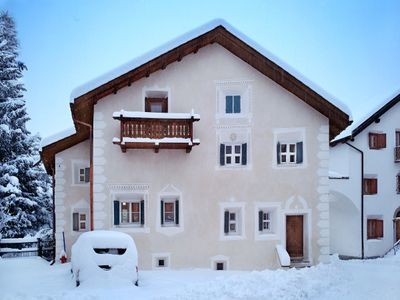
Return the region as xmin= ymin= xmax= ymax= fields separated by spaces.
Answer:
xmin=369 ymin=133 xmax=386 ymax=149
xmin=144 ymin=90 xmax=168 ymax=113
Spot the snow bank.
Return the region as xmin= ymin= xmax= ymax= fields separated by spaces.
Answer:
xmin=40 ymin=127 xmax=76 ymax=150
xmin=275 ymin=244 xmax=290 ymax=267
xmin=71 ymin=230 xmax=138 ymax=285
xmin=113 ymin=110 xmax=200 ymax=120
xmin=70 ymin=19 xmax=351 ymax=119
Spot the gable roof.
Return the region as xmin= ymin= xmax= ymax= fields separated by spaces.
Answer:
xmin=331 ymin=90 xmax=400 ymax=146
xmin=41 ymin=19 xmax=352 ymax=173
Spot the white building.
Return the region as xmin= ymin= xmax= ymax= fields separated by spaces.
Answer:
xmin=330 ymin=92 xmax=400 ymax=258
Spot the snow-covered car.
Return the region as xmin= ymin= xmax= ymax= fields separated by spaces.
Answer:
xmin=71 ymin=230 xmax=139 ymax=287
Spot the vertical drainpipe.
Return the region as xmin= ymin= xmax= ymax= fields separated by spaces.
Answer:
xmin=345 ymin=142 xmax=365 ymax=259
xmin=75 ymin=120 xmax=94 ymax=231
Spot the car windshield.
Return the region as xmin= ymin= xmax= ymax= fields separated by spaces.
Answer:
xmin=93 ymin=248 xmax=127 ymax=255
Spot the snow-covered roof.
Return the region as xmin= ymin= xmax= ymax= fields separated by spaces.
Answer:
xmin=331 ymin=88 xmax=400 ymax=144
xmin=70 ymin=19 xmax=351 ymax=119
xmin=40 ymin=127 xmax=76 ymax=150
xmin=113 ymin=110 xmax=200 ymax=120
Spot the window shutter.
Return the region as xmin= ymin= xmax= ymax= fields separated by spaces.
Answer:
xmin=72 ymin=213 xmax=79 ymax=231
xmin=376 ymin=220 xmax=384 ymax=238
xmin=367 ymin=219 xmax=373 ymax=239
xmin=369 ymin=133 xmax=375 ymax=149
xmin=140 ymin=200 xmax=145 ymax=225
xmin=175 ymin=200 xmax=179 ymax=225
xmin=84 ymin=167 xmax=90 ymax=183
xmin=220 ymin=144 xmax=225 ymax=166
xmin=277 ymin=142 xmax=281 ymax=164
xmin=225 ymin=96 xmax=233 ymax=113
xmin=113 ymin=201 xmax=120 ymax=225
xmin=241 ymin=143 xmax=247 ymax=165
xmin=379 ymin=134 xmax=386 ymax=148
xmin=258 ymin=210 xmax=263 ymax=232
xmin=160 ymin=200 xmax=164 ymax=225
xmin=224 ymin=211 xmax=229 ymax=233
xmin=234 ymin=95 xmax=241 ymax=113
xmin=296 ymin=142 xmax=303 ymax=164
xmin=371 ymin=178 xmax=378 ymax=194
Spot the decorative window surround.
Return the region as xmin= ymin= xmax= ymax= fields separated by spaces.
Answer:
xmin=219 ymin=202 xmax=246 ymax=241
xmin=216 ymin=128 xmax=251 ymax=170
xmin=152 ymin=253 xmax=171 ymax=270
xmin=254 ymin=202 xmax=281 ymax=241
xmin=156 ymin=184 xmax=184 ymax=236
xmin=215 ymin=80 xmax=252 ymax=122
xmin=71 ymin=199 xmax=89 ymax=236
xmin=109 ymin=184 xmax=150 ymax=233
xmin=273 ymin=128 xmax=307 ymax=169
xmin=210 ymin=255 xmax=229 ymax=270
xmin=71 ymin=159 xmax=90 ymax=187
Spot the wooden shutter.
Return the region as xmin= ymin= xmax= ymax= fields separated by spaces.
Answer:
xmin=225 ymin=96 xmax=233 ymax=113
xmin=397 ymin=175 xmax=400 ymax=194
xmin=140 ymin=200 xmax=145 ymax=225
xmin=277 ymin=142 xmax=281 ymax=164
xmin=234 ymin=95 xmax=241 ymax=113
xmin=371 ymin=178 xmax=378 ymax=194
xmin=84 ymin=168 xmax=90 ymax=183
xmin=175 ymin=200 xmax=179 ymax=225
xmin=258 ymin=210 xmax=263 ymax=232
xmin=160 ymin=200 xmax=164 ymax=225
xmin=224 ymin=211 xmax=229 ymax=233
xmin=369 ymin=133 xmax=377 ymax=149
xmin=379 ymin=134 xmax=386 ymax=148
xmin=368 ymin=219 xmax=384 ymax=239
xmin=241 ymin=143 xmax=247 ymax=165
xmin=296 ymin=142 xmax=303 ymax=164
xmin=220 ymin=144 xmax=225 ymax=166
xmin=113 ymin=201 xmax=120 ymax=225
xmin=72 ymin=213 xmax=79 ymax=231
xmin=376 ymin=220 xmax=384 ymax=238
xmin=364 ymin=178 xmax=377 ymax=195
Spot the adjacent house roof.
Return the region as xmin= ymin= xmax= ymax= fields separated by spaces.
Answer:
xmin=41 ymin=19 xmax=352 ymax=173
xmin=331 ymin=90 xmax=400 ymax=146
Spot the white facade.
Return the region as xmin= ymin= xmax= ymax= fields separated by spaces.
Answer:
xmin=330 ymin=99 xmax=400 ymax=258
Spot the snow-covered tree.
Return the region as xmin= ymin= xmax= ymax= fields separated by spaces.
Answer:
xmin=0 ymin=11 xmax=52 ymax=238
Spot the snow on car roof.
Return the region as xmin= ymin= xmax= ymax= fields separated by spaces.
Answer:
xmin=76 ymin=230 xmax=135 ymax=249
xmin=69 ymin=19 xmax=351 ymax=118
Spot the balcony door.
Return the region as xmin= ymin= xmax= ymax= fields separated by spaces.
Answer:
xmin=145 ymin=97 xmax=168 ymax=113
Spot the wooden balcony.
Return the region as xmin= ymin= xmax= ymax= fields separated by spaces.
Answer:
xmin=395 ymin=146 xmax=400 ymax=162
xmin=112 ymin=110 xmax=200 ymax=153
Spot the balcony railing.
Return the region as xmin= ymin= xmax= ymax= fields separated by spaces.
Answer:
xmin=112 ymin=110 xmax=200 ymax=153
xmin=395 ymin=146 xmax=400 ymax=162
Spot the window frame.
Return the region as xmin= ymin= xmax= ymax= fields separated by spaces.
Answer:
xmin=145 ymin=97 xmax=168 ymax=113
xmin=72 ymin=211 xmax=88 ymax=232
xmin=280 ymin=143 xmax=297 ymax=165
xmin=368 ymin=132 xmax=386 ymax=149
xmin=367 ymin=218 xmax=384 ymax=240
xmin=161 ymin=198 xmax=179 ymax=227
xmin=396 ymin=174 xmax=400 ymax=194
xmin=71 ymin=160 xmax=90 ymax=186
xmin=225 ymin=144 xmax=242 ymax=165
xmin=363 ymin=178 xmax=378 ymax=195
xmin=120 ymin=200 xmax=142 ymax=226
xmin=225 ymin=95 xmax=241 ymax=114
xmin=220 ymin=202 xmax=246 ymax=241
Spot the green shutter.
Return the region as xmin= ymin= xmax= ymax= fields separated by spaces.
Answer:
xmin=72 ymin=213 xmax=79 ymax=231
xmin=160 ymin=200 xmax=164 ymax=225
xmin=258 ymin=210 xmax=263 ymax=232
xmin=175 ymin=200 xmax=179 ymax=225
xmin=234 ymin=95 xmax=241 ymax=113
xmin=113 ymin=201 xmax=120 ymax=225
xmin=224 ymin=211 xmax=229 ymax=233
xmin=220 ymin=144 xmax=225 ymax=166
xmin=277 ymin=142 xmax=281 ymax=164
xmin=84 ymin=167 xmax=90 ymax=183
xmin=296 ymin=142 xmax=303 ymax=164
xmin=241 ymin=143 xmax=247 ymax=165
xmin=225 ymin=96 xmax=233 ymax=113
xmin=140 ymin=200 xmax=145 ymax=225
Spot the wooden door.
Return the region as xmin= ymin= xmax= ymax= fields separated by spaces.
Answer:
xmin=286 ymin=215 xmax=304 ymax=258
xmin=396 ymin=220 xmax=400 ymax=242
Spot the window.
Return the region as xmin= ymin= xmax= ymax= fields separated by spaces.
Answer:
xmin=369 ymin=132 xmax=386 ymax=149
xmin=396 ymin=175 xmax=400 ymax=194
xmin=72 ymin=212 xmax=87 ymax=232
xmin=396 ymin=130 xmax=400 ymax=147
xmin=224 ymin=209 xmax=241 ymax=235
xmin=161 ymin=199 xmax=179 ymax=226
xmin=113 ymin=200 xmax=145 ymax=226
xmin=367 ymin=219 xmax=383 ymax=239
xmin=215 ymin=262 xmax=225 ymax=271
xmin=277 ymin=142 xmax=303 ymax=165
xmin=225 ymin=95 xmax=241 ymax=114
xmin=153 ymin=254 xmax=170 ymax=269
xmin=364 ymin=178 xmax=377 ymax=195
xmin=258 ymin=210 xmax=272 ymax=233
xmin=220 ymin=143 xmax=247 ymax=166
xmin=157 ymin=258 xmax=166 ymax=267
xmin=145 ymin=97 xmax=168 ymax=113
xmin=75 ymin=166 xmax=89 ymax=184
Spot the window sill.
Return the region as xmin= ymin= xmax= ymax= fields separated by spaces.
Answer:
xmin=114 ymin=226 xmax=150 ymax=233
xmin=367 ymin=238 xmax=383 ymax=242
xmin=216 ymin=164 xmax=251 ymax=171
xmin=255 ymin=232 xmax=279 ymax=241
xmin=221 ymin=234 xmax=246 ymax=241
xmin=71 ymin=183 xmax=90 ymax=188
xmin=273 ymin=163 xmax=306 ymax=170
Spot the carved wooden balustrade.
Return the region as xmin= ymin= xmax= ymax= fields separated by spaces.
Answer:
xmin=113 ymin=111 xmax=200 ymax=153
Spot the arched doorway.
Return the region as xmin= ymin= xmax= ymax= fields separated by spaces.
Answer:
xmin=394 ymin=208 xmax=400 ymax=242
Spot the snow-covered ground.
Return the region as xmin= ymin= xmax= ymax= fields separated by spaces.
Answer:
xmin=0 ymin=254 xmax=399 ymax=300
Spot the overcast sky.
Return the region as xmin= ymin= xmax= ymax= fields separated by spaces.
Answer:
xmin=3 ymin=0 xmax=400 ymax=138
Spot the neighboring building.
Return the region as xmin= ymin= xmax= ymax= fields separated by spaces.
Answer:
xmin=330 ymin=92 xmax=400 ymax=258
xmin=40 ymin=19 xmax=350 ymax=270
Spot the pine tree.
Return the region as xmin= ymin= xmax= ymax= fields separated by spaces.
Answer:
xmin=0 ymin=11 xmax=52 ymax=238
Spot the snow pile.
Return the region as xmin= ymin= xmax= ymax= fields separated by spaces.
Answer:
xmin=71 ymin=230 xmax=138 ymax=285
xmin=275 ymin=244 xmax=290 ymax=267
xmin=164 ymin=257 xmax=347 ymax=300
xmin=113 ymin=110 xmax=200 ymax=120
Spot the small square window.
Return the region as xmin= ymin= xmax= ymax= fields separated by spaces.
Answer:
xmin=216 ymin=262 xmax=225 ymax=271
xmin=158 ymin=259 xmax=165 ymax=267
